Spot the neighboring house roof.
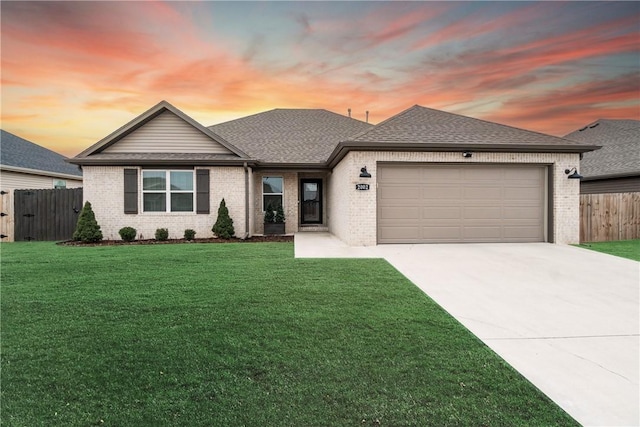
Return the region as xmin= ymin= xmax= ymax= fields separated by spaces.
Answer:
xmin=71 ymin=101 xmax=251 ymax=165
xmin=208 ymin=109 xmax=373 ymax=165
xmin=0 ymin=129 xmax=82 ymax=178
xmin=564 ymin=119 xmax=640 ymax=180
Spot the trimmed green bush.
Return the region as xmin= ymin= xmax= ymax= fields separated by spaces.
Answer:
xmin=212 ymin=198 xmax=235 ymax=239
xmin=264 ymin=203 xmax=275 ymax=223
xmin=274 ymin=204 xmax=285 ymax=223
xmin=72 ymin=201 xmax=103 ymax=243
xmin=118 ymin=227 xmax=137 ymax=242
xmin=155 ymin=228 xmax=169 ymax=241
xmin=184 ymin=229 xmax=196 ymax=241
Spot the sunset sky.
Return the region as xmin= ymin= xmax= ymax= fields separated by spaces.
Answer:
xmin=1 ymin=1 xmax=639 ymax=157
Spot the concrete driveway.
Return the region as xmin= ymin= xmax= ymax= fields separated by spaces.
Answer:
xmin=295 ymin=234 xmax=640 ymax=427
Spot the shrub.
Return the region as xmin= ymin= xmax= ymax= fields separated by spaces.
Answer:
xmin=212 ymin=198 xmax=235 ymax=239
xmin=274 ymin=204 xmax=285 ymax=223
xmin=155 ymin=228 xmax=169 ymax=241
xmin=184 ymin=229 xmax=196 ymax=241
xmin=264 ymin=203 xmax=275 ymax=223
xmin=72 ymin=201 xmax=103 ymax=243
xmin=118 ymin=226 xmax=137 ymax=242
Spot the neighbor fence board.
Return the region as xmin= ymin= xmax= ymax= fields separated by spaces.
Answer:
xmin=580 ymin=192 xmax=640 ymax=242
xmin=0 ymin=190 xmax=15 ymax=242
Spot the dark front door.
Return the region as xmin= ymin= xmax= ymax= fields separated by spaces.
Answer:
xmin=301 ymin=179 xmax=322 ymax=224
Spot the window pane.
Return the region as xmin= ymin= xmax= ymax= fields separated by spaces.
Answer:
xmin=263 ymin=194 xmax=282 ymax=210
xmin=143 ymin=171 xmax=166 ymax=190
xmin=263 ymin=177 xmax=283 ymax=194
xmin=170 ymin=171 xmax=193 ymax=191
xmin=171 ymin=193 xmax=193 ymax=212
xmin=144 ymin=193 xmax=166 ymax=211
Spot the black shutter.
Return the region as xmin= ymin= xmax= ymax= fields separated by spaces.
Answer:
xmin=124 ymin=169 xmax=138 ymax=214
xmin=196 ymin=169 xmax=210 ymax=214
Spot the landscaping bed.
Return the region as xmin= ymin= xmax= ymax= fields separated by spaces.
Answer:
xmin=58 ymin=234 xmax=294 ymax=246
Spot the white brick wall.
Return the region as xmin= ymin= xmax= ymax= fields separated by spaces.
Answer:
xmin=329 ymin=151 xmax=581 ymax=246
xmin=83 ymin=166 xmax=247 ymax=240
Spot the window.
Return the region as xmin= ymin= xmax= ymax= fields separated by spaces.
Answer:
xmin=262 ymin=177 xmax=283 ymax=211
xmin=142 ymin=170 xmax=194 ymax=212
xmin=53 ymin=179 xmax=67 ymax=189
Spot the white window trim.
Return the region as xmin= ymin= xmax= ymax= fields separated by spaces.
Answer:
xmin=142 ymin=170 xmax=195 ymax=213
xmin=262 ymin=176 xmax=284 ymax=212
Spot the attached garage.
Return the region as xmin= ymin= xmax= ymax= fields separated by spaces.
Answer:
xmin=377 ymin=164 xmax=547 ymax=244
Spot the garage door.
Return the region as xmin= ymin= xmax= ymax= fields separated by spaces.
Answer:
xmin=377 ymin=164 xmax=546 ymax=243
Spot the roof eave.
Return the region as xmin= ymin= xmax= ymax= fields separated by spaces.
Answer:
xmin=67 ymin=158 xmax=257 ymax=167
xmin=580 ymin=171 xmax=640 ymax=181
xmin=0 ymin=164 xmax=83 ymax=180
xmin=326 ymin=142 xmax=601 ymax=168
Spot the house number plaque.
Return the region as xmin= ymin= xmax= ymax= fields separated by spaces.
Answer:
xmin=355 ymin=184 xmax=370 ymax=191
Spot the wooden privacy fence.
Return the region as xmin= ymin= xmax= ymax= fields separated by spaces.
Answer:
xmin=580 ymin=192 xmax=640 ymax=242
xmin=13 ymin=188 xmax=83 ymax=242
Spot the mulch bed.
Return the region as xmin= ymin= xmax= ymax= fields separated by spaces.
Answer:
xmin=58 ymin=235 xmax=294 ymax=247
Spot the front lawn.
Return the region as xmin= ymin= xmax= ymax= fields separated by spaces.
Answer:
xmin=576 ymin=239 xmax=640 ymax=261
xmin=1 ymin=242 xmax=577 ymax=426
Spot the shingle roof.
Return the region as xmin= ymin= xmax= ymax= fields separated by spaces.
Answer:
xmin=208 ymin=109 xmax=373 ymax=164
xmin=564 ymin=119 xmax=640 ymax=179
xmin=350 ymin=105 xmax=592 ymax=148
xmin=1 ymin=130 xmax=82 ymax=177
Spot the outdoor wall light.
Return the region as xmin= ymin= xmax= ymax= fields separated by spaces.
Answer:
xmin=359 ymin=166 xmax=372 ymax=178
xmin=564 ymin=167 xmax=583 ymax=179
xmin=462 ymin=151 xmax=472 ymax=158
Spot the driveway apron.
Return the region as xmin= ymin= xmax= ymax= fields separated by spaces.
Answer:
xmin=295 ymin=234 xmax=640 ymax=427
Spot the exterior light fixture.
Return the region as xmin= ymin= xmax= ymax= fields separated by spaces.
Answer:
xmin=462 ymin=151 xmax=472 ymax=158
xmin=359 ymin=166 xmax=371 ymax=178
xmin=564 ymin=167 xmax=583 ymax=179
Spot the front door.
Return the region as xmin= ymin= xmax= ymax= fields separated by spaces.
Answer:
xmin=301 ymin=179 xmax=322 ymax=224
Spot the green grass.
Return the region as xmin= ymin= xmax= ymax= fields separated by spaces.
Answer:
xmin=1 ymin=242 xmax=577 ymax=426
xmin=576 ymin=239 xmax=640 ymax=261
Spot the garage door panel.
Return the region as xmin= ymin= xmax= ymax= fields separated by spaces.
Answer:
xmin=422 ymin=207 xmax=461 ymax=219
xmin=422 ymin=186 xmax=462 ymax=199
xmin=422 ymin=226 xmax=462 ymax=240
xmin=378 ymin=164 xmax=546 ymax=244
xmin=464 ymin=186 xmax=502 ymax=199
xmin=380 ymin=206 xmax=419 ymax=219
xmin=464 ymin=206 xmax=502 ymax=219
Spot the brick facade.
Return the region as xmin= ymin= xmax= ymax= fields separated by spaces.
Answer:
xmin=83 ymin=166 xmax=247 ymax=240
xmin=329 ymin=151 xmax=581 ymax=246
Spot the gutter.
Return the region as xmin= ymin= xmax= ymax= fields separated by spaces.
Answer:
xmin=0 ymin=164 xmax=83 ymax=181
xmin=325 ymin=141 xmax=602 ymax=169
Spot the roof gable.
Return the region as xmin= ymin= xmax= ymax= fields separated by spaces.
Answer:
xmin=208 ymin=109 xmax=373 ymax=164
xmin=564 ymin=119 xmax=640 ymax=179
xmin=0 ymin=130 xmax=82 ymax=177
xmin=74 ymin=101 xmax=249 ymax=160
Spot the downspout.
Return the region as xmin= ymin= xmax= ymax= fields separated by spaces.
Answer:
xmin=243 ymin=162 xmax=250 ymax=239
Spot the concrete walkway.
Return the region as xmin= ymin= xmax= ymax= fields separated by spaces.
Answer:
xmin=294 ymin=232 xmax=640 ymax=427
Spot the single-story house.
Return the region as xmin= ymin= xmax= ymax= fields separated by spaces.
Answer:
xmin=563 ymin=119 xmax=640 ymax=194
xmin=1 ymin=129 xmax=83 ymax=191
xmin=69 ymin=101 xmax=598 ymax=245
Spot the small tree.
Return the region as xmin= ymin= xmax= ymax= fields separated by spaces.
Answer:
xmin=72 ymin=201 xmax=103 ymax=243
xmin=264 ymin=203 xmax=275 ymax=223
xmin=274 ymin=204 xmax=285 ymax=223
xmin=212 ymin=198 xmax=235 ymax=239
